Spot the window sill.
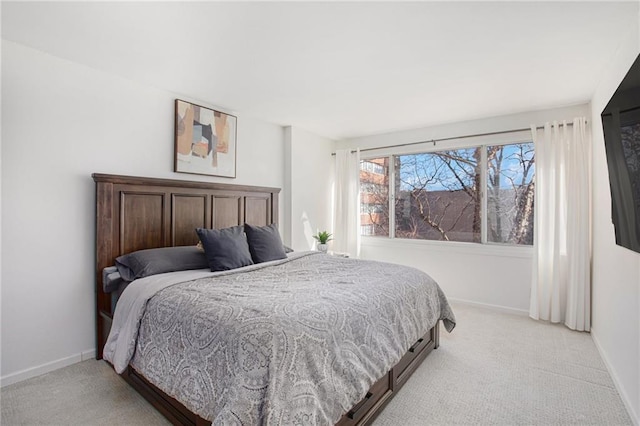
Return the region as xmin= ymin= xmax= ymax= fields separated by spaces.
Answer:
xmin=361 ymin=236 xmax=534 ymax=259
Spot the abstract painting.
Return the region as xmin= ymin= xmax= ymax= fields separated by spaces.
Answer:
xmin=174 ymin=99 xmax=237 ymax=178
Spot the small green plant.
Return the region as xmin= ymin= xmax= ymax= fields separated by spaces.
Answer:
xmin=313 ymin=231 xmax=333 ymax=244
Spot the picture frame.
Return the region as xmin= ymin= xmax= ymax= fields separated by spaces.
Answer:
xmin=174 ymin=99 xmax=237 ymax=178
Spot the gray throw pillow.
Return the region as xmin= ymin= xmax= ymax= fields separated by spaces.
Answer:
xmin=115 ymin=246 xmax=209 ymax=281
xmin=196 ymin=226 xmax=254 ymax=271
xmin=244 ymin=223 xmax=287 ymax=264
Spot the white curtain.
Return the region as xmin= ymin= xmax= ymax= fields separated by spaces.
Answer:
xmin=333 ymin=149 xmax=361 ymax=258
xmin=530 ymin=118 xmax=591 ymax=331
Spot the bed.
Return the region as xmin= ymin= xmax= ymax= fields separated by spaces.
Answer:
xmin=93 ymin=173 xmax=456 ymax=425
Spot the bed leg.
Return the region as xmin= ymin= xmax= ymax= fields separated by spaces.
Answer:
xmin=434 ymin=321 xmax=440 ymax=349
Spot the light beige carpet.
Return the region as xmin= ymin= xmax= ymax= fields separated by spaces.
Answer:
xmin=1 ymin=303 xmax=632 ymax=425
xmin=373 ymin=303 xmax=632 ymax=425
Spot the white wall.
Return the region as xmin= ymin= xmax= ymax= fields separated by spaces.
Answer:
xmin=284 ymin=126 xmax=335 ymax=251
xmin=0 ymin=40 xmax=285 ymax=385
xmin=338 ymin=104 xmax=590 ymax=313
xmin=589 ymin=12 xmax=640 ymax=424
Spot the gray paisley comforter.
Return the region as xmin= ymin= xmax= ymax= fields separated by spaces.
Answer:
xmin=104 ymin=251 xmax=456 ymax=425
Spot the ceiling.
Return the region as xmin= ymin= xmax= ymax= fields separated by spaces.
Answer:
xmin=2 ymin=1 xmax=638 ymax=140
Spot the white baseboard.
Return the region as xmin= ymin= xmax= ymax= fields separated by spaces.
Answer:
xmin=1 ymin=349 xmax=96 ymax=388
xmin=591 ymin=329 xmax=639 ymax=426
xmin=448 ymin=297 xmax=529 ymax=317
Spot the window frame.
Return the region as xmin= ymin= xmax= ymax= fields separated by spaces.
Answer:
xmin=360 ymin=137 xmax=534 ymax=247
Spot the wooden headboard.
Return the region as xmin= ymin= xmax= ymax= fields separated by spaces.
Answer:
xmin=92 ymin=173 xmax=280 ymax=359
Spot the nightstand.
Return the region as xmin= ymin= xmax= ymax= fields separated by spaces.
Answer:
xmin=328 ymin=251 xmax=350 ymax=258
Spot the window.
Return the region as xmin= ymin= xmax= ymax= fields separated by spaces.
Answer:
xmin=361 ymin=203 xmax=385 ymax=214
xmin=396 ymin=149 xmax=480 ymax=242
xmin=361 ymin=224 xmax=375 ymax=236
xmin=486 ymin=143 xmax=535 ymax=245
xmin=359 ymin=142 xmax=535 ymax=246
xmin=360 ymin=182 xmax=383 ymax=193
xmin=359 ymin=157 xmax=390 ymax=236
xmin=360 ymin=160 xmax=386 ymax=175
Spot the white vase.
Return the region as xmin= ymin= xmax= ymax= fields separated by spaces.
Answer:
xmin=317 ymin=243 xmax=328 ymax=253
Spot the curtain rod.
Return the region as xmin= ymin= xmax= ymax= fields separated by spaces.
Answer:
xmin=331 ymin=121 xmax=582 ymax=156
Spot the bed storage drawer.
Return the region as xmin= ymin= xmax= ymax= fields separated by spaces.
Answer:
xmin=393 ymin=330 xmax=433 ymax=389
xmin=337 ymin=373 xmax=391 ymax=425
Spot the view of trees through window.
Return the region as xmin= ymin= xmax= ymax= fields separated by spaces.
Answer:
xmin=486 ymin=143 xmax=535 ymax=244
xmin=359 ymin=142 xmax=535 ymax=245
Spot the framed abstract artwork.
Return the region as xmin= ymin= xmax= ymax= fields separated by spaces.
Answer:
xmin=174 ymin=99 xmax=237 ymax=178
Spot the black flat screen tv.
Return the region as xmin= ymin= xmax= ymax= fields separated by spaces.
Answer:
xmin=601 ymin=53 xmax=640 ymax=254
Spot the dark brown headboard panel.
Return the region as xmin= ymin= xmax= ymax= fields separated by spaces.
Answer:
xmin=92 ymin=173 xmax=280 ymax=359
